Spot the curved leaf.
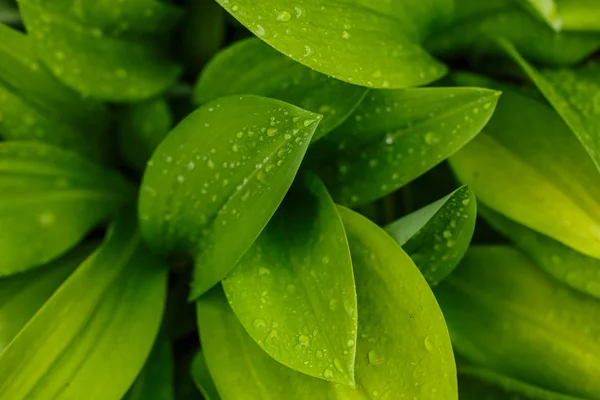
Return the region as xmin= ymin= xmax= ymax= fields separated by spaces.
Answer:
xmin=139 ymin=95 xmax=321 ymax=299
xmin=385 ymin=185 xmax=477 ymax=286
xmin=222 ymin=173 xmax=357 ymax=385
xmin=558 ymin=0 xmax=600 ymax=31
xmin=0 ymin=24 xmax=109 ymax=162
xmin=0 ymin=242 xmax=95 ymax=354
xmin=313 ymin=87 xmax=500 ymax=206
xmin=214 ymin=0 xmax=449 ymax=89
xmin=514 ymin=0 xmax=562 ymax=31
xmin=337 ymin=206 xmax=457 ymax=399
xmin=0 ymin=142 xmax=134 ymax=276
xmin=436 ymin=246 xmax=600 ymax=399
xmin=0 ymin=212 xmax=168 ymax=400
xmin=480 ymin=205 xmax=600 ymax=299
xmin=191 ymin=351 xmax=220 ymax=400
xmin=124 ymin=337 xmax=174 ymax=400
xmin=17 ymin=0 xmax=181 ymax=101
xmin=449 ymin=82 xmax=600 ymax=259
xmin=194 ymin=38 xmax=368 ymax=141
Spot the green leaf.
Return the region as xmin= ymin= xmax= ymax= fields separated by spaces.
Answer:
xmin=0 ymin=24 xmax=109 ymax=162
xmin=480 ymin=205 xmax=600 ymax=299
xmin=459 ymin=365 xmax=586 ymax=400
xmin=312 ymin=87 xmax=500 ymax=207
xmin=337 ymin=206 xmax=457 ymax=399
xmin=123 ymin=337 xmax=174 ymax=400
xmin=0 ymin=142 xmax=134 ymax=276
xmin=436 ymin=245 xmax=600 ymax=399
xmin=194 ymin=38 xmax=368 ymax=141
xmin=17 ymin=0 xmax=182 ymax=101
xmin=0 ymin=242 xmax=95 ymax=354
xmin=557 ymin=0 xmax=600 ymax=31
xmin=499 ymin=39 xmax=600 ymax=171
xmin=118 ymin=97 xmax=173 ymax=172
xmin=139 ymin=95 xmax=321 ymax=300
xmin=191 ymin=352 xmax=221 ymax=400
xmin=214 ymin=0 xmax=449 ymax=89
xmin=0 ymin=212 xmax=168 ymax=400
xmin=222 ymin=173 xmax=357 ymax=385
xmin=514 ymin=0 xmax=562 ymax=31
xmin=427 ymin=4 xmax=600 ymax=65
xmin=385 ymin=185 xmax=477 ymax=286
xmin=449 ymin=82 xmax=600 ymax=259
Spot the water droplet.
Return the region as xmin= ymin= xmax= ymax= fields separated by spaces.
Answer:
xmin=187 ymin=161 xmax=195 ymax=170
xmin=424 ymin=335 xmax=435 ymax=352
xmin=446 ymin=240 xmax=456 ymax=248
xmin=258 ymin=267 xmax=270 ymax=275
xmin=298 ymin=335 xmax=311 ymax=348
xmin=253 ymin=319 xmax=267 ymax=329
xmin=230 ymin=3 xmax=239 ymax=12
xmin=462 ymin=198 xmax=470 ymax=206
xmin=342 ymin=30 xmax=350 ymax=39
xmin=347 ymin=339 xmax=355 ymax=347
xmin=304 ymin=45 xmax=311 ymax=56
xmin=39 ymin=212 xmax=56 ymax=226
xmin=286 ymin=284 xmax=296 ymax=293
xmin=177 ymin=175 xmax=185 ymax=183
xmin=372 ymin=70 xmax=382 ymax=78
xmin=255 ymin=24 xmax=266 ymax=36
xmin=276 ymin=10 xmax=291 ymax=22
xmin=267 ymin=127 xmax=278 ymax=136
xmin=443 ymin=230 xmax=452 ymax=239
xmin=329 ymin=299 xmax=339 ymax=311
xmin=323 ymin=369 xmax=334 ymax=379
xmin=316 ymin=350 xmax=324 ymax=358
xmin=322 ymin=256 xmax=330 ymax=264
xmin=424 ymin=132 xmax=440 ymax=145
xmin=334 ymin=358 xmax=344 ymax=373
xmin=368 ymin=350 xmax=383 ymax=366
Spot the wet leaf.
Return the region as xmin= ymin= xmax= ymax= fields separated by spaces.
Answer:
xmin=0 ymin=212 xmax=168 ymax=400
xmin=123 ymin=337 xmax=174 ymax=400
xmin=313 ymin=87 xmax=499 ymax=207
xmin=0 ymin=142 xmax=134 ymax=276
xmin=480 ymin=205 xmax=600 ymax=300
xmin=0 ymin=242 xmax=95 ymax=354
xmin=214 ymin=0 xmax=449 ymax=89
xmin=17 ymin=0 xmax=182 ymax=101
xmin=0 ymin=24 xmax=109 ymax=162
xmin=337 ymin=206 xmax=457 ymax=399
xmin=194 ymin=38 xmax=368 ymax=141
xmin=385 ymin=185 xmax=476 ymax=286
xmin=500 ymin=40 xmax=600 ymax=171
xmin=436 ymin=245 xmax=600 ymax=399
xmin=139 ymin=95 xmax=321 ymax=299
xmin=515 ymin=0 xmax=562 ymax=31
xmin=222 ymin=173 xmax=357 ymax=385
xmin=558 ymin=0 xmax=600 ymax=31
xmin=449 ymin=82 xmax=600 ymax=259
xmin=190 ymin=352 xmax=220 ymax=400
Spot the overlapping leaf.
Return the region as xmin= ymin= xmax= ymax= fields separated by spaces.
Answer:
xmin=139 ymin=95 xmax=321 ymax=299
xmin=214 ymin=0 xmax=450 ymax=89
xmin=0 ymin=213 xmax=168 ymax=400
xmin=194 ymin=38 xmax=368 ymax=141
xmin=557 ymin=0 xmax=600 ymax=31
xmin=312 ymin=87 xmax=499 ymax=206
xmin=0 ymin=142 xmax=134 ymax=276
xmin=436 ymin=246 xmax=600 ymax=399
xmin=190 ymin=352 xmax=221 ymax=400
xmin=386 ymin=185 xmax=477 ymax=286
xmin=123 ymin=337 xmax=174 ymax=400
xmin=514 ymin=0 xmax=562 ymax=31
xmin=223 ymin=173 xmax=357 ymax=384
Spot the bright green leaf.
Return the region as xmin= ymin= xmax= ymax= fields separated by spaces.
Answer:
xmin=139 ymin=95 xmax=321 ymax=300
xmin=449 ymin=80 xmax=600 ymax=259
xmin=0 ymin=142 xmax=134 ymax=276
xmin=214 ymin=0 xmax=449 ymax=89
xmin=123 ymin=337 xmax=174 ymax=400
xmin=191 ymin=351 xmax=221 ymax=400
xmin=312 ymin=87 xmax=500 ymax=207
xmin=0 ymin=242 xmax=95 ymax=354
xmin=557 ymin=0 xmax=600 ymax=31
xmin=0 ymin=212 xmax=168 ymax=400
xmin=514 ymin=0 xmax=562 ymax=31
xmin=0 ymin=24 xmax=109 ymax=162
xmin=194 ymin=38 xmax=368 ymax=141
xmin=385 ymin=185 xmax=477 ymax=286
xmin=337 ymin=206 xmax=457 ymax=399
xmin=223 ymin=173 xmax=357 ymax=385
xmin=436 ymin=246 xmax=600 ymax=399
xmin=17 ymin=0 xmax=182 ymax=101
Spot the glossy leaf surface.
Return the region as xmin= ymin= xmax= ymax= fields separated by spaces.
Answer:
xmin=123 ymin=337 xmax=174 ymax=400
xmin=191 ymin=352 xmax=220 ymax=400
xmin=436 ymin=246 xmax=600 ymax=399
xmin=515 ymin=0 xmax=562 ymax=31
xmin=337 ymin=206 xmax=457 ymax=399
xmin=558 ymin=0 xmax=600 ymax=31
xmin=0 ymin=24 xmax=109 ymax=162
xmin=223 ymin=174 xmax=357 ymax=384
xmin=449 ymin=84 xmax=600 ymax=259
xmin=17 ymin=0 xmax=181 ymax=101
xmin=139 ymin=95 xmax=321 ymax=299
xmin=0 ymin=142 xmax=134 ymax=276
xmin=0 ymin=213 xmax=168 ymax=400
xmin=194 ymin=38 xmax=368 ymax=141
xmin=313 ymin=87 xmax=499 ymax=207
xmin=214 ymin=0 xmax=449 ymax=89
xmin=386 ymin=185 xmax=476 ymax=286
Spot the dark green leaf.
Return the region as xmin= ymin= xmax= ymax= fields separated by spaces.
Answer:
xmin=436 ymin=246 xmax=600 ymax=399
xmin=124 ymin=337 xmax=174 ymax=400
xmin=190 ymin=352 xmax=220 ymax=400
xmin=194 ymin=38 xmax=368 ymax=141
xmin=17 ymin=0 xmax=182 ymax=101
xmin=0 ymin=212 xmax=168 ymax=400
xmin=139 ymin=95 xmax=321 ymax=299
xmin=0 ymin=142 xmax=134 ymax=276
xmin=313 ymin=87 xmax=499 ymax=206
xmin=214 ymin=0 xmax=449 ymax=89
xmin=385 ymin=185 xmax=477 ymax=286
xmin=223 ymin=173 xmax=357 ymax=384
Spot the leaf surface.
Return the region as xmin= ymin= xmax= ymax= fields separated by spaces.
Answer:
xmin=190 ymin=351 xmax=221 ymax=400
xmin=123 ymin=337 xmax=174 ymax=400
xmin=514 ymin=0 xmax=562 ymax=31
